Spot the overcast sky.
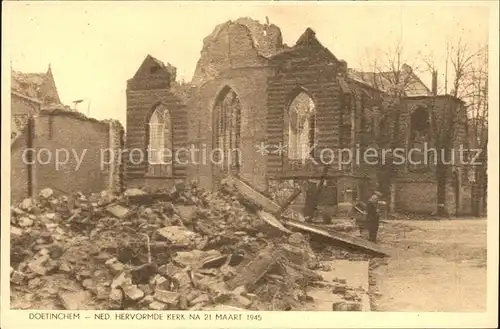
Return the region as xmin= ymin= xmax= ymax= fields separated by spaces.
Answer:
xmin=6 ymin=1 xmax=491 ymax=124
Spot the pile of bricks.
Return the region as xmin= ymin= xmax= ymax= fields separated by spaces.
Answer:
xmin=10 ymin=182 xmax=367 ymax=311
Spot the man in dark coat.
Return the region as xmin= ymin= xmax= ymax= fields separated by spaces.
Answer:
xmin=366 ymin=191 xmax=382 ymax=242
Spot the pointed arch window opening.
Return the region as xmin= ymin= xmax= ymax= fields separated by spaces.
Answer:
xmin=409 ymin=107 xmax=432 ymax=172
xmin=214 ymin=89 xmax=241 ymax=174
xmin=147 ymin=104 xmax=173 ymax=176
xmin=288 ymin=92 xmax=316 ymax=161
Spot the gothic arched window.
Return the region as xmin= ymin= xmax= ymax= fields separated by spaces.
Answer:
xmin=409 ymin=107 xmax=431 ymax=171
xmin=147 ymin=104 xmax=173 ymax=176
xmin=213 ymin=87 xmax=241 ymax=174
xmin=288 ymin=92 xmax=316 ymax=160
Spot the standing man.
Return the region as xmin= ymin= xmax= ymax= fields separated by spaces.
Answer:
xmin=366 ymin=190 xmax=383 ymax=242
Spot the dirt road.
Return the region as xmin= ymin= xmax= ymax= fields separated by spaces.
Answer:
xmin=371 ymin=218 xmax=487 ymax=312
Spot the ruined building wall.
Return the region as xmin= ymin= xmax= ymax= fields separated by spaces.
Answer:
xmin=11 ymin=93 xmax=41 ymax=138
xmin=125 ymin=56 xmax=188 ymax=190
xmin=391 ymin=96 xmax=472 ymax=215
xmin=107 ymin=120 xmax=125 ymax=193
xmin=33 ymin=114 xmax=111 ymax=196
xmin=122 ymin=18 xmax=473 ymax=216
xmin=11 ymin=124 xmax=30 ymax=202
xmin=11 ymin=112 xmax=122 ymax=202
xmin=266 ymin=45 xmax=343 ymax=178
xmin=125 ymin=90 xmax=188 ymax=178
xmin=188 ymin=22 xmax=274 ymax=192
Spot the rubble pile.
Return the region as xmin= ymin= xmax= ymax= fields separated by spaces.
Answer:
xmin=267 ymin=180 xmax=302 ymax=205
xmin=10 ymin=183 xmax=369 ymax=311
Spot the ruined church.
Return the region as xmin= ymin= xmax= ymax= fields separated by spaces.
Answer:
xmin=124 ymin=17 xmax=473 ymax=216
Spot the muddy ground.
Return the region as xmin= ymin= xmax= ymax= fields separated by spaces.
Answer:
xmin=371 ymin=218 xmax=487 ymax=312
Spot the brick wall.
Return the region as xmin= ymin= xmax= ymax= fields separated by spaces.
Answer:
xmin=267 ymin=44 xmax=343 ymax=178
xmin=188 ymin=22 xmax=271 ymax=192
xmin=399 ymin=96 xmax=467 ymax=151
xmin=11 ymin=126 xmax=30 ymax=203
xmin=125 ymin=177 xmax=182 ymax=192
xmin=10 ymin=111 xmax=123 ymax=202
xmin=393 ymin=179 xmax=472 ymax=216
xmin=11 ymin=92 xmax=41 ymax=137
xmin=125 ymin=90 xmax=188 ymax=180
xmin=122 ymin=20 xmax=471 ymax=218
xmin=33 ymin=113 xmax=110 ymax=196
xmin=107 ymin=120 xmax=125 ymax=193
xmin=389 ymin=96 xmax=471 ymax=216
xmin=394 ymin=180 xmax=437 ymax=214
xmin=125 ymin=56 xmax=188 ymax=186
xmin=188 ymin=70 xmax=271 ymax=192
xmin=11 ymin=92 xmax=40 ymax=117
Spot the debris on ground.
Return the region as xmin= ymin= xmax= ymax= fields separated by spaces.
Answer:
xmin=10 ymin=181 xmax=380 ymax=311
xmin=283 ymin=220 xmax=388 ymax=257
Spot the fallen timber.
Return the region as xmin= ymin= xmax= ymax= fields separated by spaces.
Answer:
xmin=224 ymin=176 xmax=282 ymax=214
xmin=226 ymin=176 xmax=389 ymax=258
xmin=283 ymin=219 xmax=389 ymax=257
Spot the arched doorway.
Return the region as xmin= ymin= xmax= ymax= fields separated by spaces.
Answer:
xmin=213 ymin=86 xmax=242 ymax=182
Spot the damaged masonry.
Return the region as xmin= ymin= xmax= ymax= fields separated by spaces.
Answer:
xmin=10 ymin=17 xmax=394 ymax=312
xmin=9 ymin=12 xmax=488 ymax=315
xmin=10 ymin=179 xmax=385 ymax=311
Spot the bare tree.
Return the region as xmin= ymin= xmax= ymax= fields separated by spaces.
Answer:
xmin=357 ymin=41 xmax=422 ymax=205
xmin=357 ymin=37 xmax=487 ymax=216
xmin=419 ymin=54 xmax=454 ymax=215
xmin=422 ymin=38 xmax=488 ymax=216
xmin=360 ymin=41 xmax=424 ymax=98
xmin=448 ymin=39 xmax=488 ymax=216
xmin=465 ymin=45 xmax=488 ymax=149
xmin=465 ymin=45 xmax=488 ymax=215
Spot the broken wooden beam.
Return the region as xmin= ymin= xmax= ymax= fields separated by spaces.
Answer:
xmin=127 ymin=193 xmax=173 ymax=205
xmin=283 ymin=219 xmax=389 ymax=257
xmin=226 ymin=245 xmax=280 ymax=291
xmin=279 ymin=188 xmax=302 ymax=214
xmin=303 ymin=165 xmax=331 ymax=220
xmin=257 ymin=211 xmax=292 ymax=234
xmin=225 ymin=176 xmax=282 ymax=214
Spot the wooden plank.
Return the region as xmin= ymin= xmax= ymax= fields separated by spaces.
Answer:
xmin=303 ymin=165 xmax=331 ymax=219
xmin=279 ymin=188 xmax=302 ymax=213
xmin=268 ymin=171 xmax=366 ymax=180
xmin=226 ymin=176 xmax=282 ymax=214
xmin=283 ymin=219 xmax=388 ymax=257
xmin=226 ymin=245 xmax=280 ymax=291
xmin=257 ymin=211 xmax=292 ymax=234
